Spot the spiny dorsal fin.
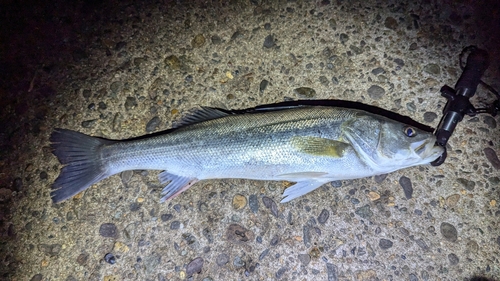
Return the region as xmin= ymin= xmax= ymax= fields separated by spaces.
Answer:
xmin=291 ymin=136 xmax=350 ymax=158
xmin=172 ymin=106 xmax=231 ymax=128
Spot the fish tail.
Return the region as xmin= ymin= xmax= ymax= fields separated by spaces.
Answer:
xmin=50 ymin=128 xmax=115 ymax=203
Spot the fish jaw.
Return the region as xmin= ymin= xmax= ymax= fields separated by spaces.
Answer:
xmin=374 ymin=136 xmax=444 ymax=172
xmin=410 ymin=138 xmax=444 ymax=164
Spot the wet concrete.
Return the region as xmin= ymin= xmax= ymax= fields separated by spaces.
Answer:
xmin=1 ymin=0 xmax=499 ymax=280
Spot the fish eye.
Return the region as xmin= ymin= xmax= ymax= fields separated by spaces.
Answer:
xmin=404 ymin=127 xmax=417 ymax=137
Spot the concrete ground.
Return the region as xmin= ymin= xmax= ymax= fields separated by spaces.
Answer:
xmin=1 ymin=0 xmax=499 ymax=280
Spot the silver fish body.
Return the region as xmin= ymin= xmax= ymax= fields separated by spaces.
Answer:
xmin=50 ymin=106 xmax=444 ymax=203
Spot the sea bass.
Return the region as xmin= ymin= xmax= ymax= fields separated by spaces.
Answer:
xmin=50 ymin=105 xmax=444 ymax=203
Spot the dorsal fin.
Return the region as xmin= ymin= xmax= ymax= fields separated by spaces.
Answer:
xmin=173 ymin=104 xmax=311 ymax=128
xmin=172 ymin=106 xmax=231 ymax=128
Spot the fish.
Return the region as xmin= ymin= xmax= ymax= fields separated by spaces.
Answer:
xmin=49 ymin=105 xmax=444 ymax=204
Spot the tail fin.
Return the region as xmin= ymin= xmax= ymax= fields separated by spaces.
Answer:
xmin=50 ymin=129 xmax=115 ymax=203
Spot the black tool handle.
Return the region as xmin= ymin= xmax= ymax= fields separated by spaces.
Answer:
xmin=455 ymin=48 xmax=489 ymax=97
xmin=431 ymin=48 xmax=490 ymax=166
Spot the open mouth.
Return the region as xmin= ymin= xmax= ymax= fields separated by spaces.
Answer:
xmin=411 ymin=138 xmax=444 ymax=160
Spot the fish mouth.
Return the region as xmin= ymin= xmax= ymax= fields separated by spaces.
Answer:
xmin=411 ymin=138 xmax=444 ymax=161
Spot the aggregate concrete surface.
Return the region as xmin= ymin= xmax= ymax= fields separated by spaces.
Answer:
xmin=1 ymin=0 xmax=499 ymax=280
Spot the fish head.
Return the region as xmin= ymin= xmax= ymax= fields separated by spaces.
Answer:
xmin=342 ymin=114 xmax=444 ymax=171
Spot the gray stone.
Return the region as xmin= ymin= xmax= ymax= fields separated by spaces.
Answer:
xmin=30 ymin=274 xmax=43 ymax=281
xmin=259 ymin=249 xmax=269 ymax=261
xmin=371 ymin=67 xmax=385 ymax=75
xmin=484 ymin=148 xmax=500 ymax=169
xmin=82 ymin=89 xmax=91 ymax=99
xmin=202 ymin=228 xmax=213 ymax=243
xmin=384 ymin=17 xmax=398 ymax=29
xmin=124 ymin=223 xmax=137 ymax=240
xmin=456 ymin=178 xmax=475 ymax=191
xmin=263 ymin=35 xmax=275 ymax=48
xmin=319 ymin=76 xmax=329 ymax=85
xmin=81 ymin=119 xmax=97 ymax=128
xmin=483 ymin=116 xmax=497 ymax=129
xmin=182 ymin=233 xmax=196 ymax=245
xmin=339 ymin=33 xmax=349 ymax=43
xmin=448 ymin=253 xmax=459 ymax=265
xmin=298 ymin=254 xmax=310 ymax=265
xmin=318 ymin=209 xmax=330 ymax=224
xmin=367 ymin=85 xmax=385 ymax=100
xmin=191 ymin=34 xmax=206 ymax=48
xmin=259 ymin=80 xmax=269 ymax=93
xmin=379 ymin=239 xmax=393 ymax=249
xmin=231 ymin=30 xmax=244 ymax=41
xmin=275 ymin=267 xmax=287 ymax=279
xmin=287 ymin=211 xmax=293 ymax=225
xmin=226 ymin=224 xmax=254 ymax=244
xmin=211 ymin=35 xmax=222 ymax=44
xmin=303 ymin=225 xmax=311 ymax=247
xmin=186 ymin=257 xmax=204 ymax=275
xmin=294 ymin=87 xmax=316 ymax=98
xmin=216 ymin=253 xmax=229 ymax=266
xmin=327 ymin=263 xmax=338 ymax=281
xmin=99 ymin=223 xmax=118 ymax=238
xmin=115 ymin=41 xmax=127 ymax=51
xmin=355 ymin=205 xmax=373 ymax=219
xmin=394 ymin=58 xmax=404 ymax=67
xmin=374 ymin=174 xmax=387 ymax=183
xmin=170 ymin=221 xmax=181 ymax=230
xmin=421 ymin=270 xmax=429 ymax=280
xmin=143 ymin=254 xmax=161 ymax=275
xmin=125 ymin=96 xmax=138 ymax=110
xmin=129 ymin=202 xmax=141 ymax=212
xmin=121 ymin=170 xmax=133 ymax=184
xmin=110 ymin=81 xmax=122 ymax=93
xmin=262 ymin=196 xmax=278 ymax=217
xmin=38 ymin=244 xmax=62 ymax=257
xmin=399 ymin=176 xmax=413 ymax=199
xmin=415 ymin=238 xmax=429 ymax=251
xmin=161 ymin=214 xmax=173 ymax=222
xmin=76 ymin=253 xmax=88 ymax=265
xmin=440 ymin=222 xmax=458 ymax=242
xmin=249 ymin=194 xmax=259 ymax=213
xmin=146 ymin=116 xmax=161 ymax=132
xmin=423 ymin=64 xmax=440 ymax=75
xmin=233 ymin=256 xmax=245 ymax=267
xmin=406 ymin=101 xmax=416 ymax=112
xmin=349 ymin=45 xmax=363 ymax=55
xmin=331 ymin=180 xmax=342 ymax=188
xmin=270 ymin=234 xmax=279 ymax=246
xmin=423 ymin=112 xmax=438 ymax=122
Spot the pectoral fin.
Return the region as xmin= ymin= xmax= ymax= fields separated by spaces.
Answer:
xmin=280 ymin=180 xmax=329 ymax=203
xmin=291 ymin=136 xmax=350 ymax=158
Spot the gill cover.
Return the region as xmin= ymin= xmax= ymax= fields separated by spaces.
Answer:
xmin=342 ymin=113 xmax=439 ymax=170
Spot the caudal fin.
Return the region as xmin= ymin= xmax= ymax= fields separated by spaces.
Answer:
xmin=50 ymin=129 xmax=114 ymax=203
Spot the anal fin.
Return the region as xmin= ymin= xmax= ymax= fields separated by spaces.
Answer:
xmin=158 ymin=171 xmax=198 ymax=202
xmin=280 ymin=180 xmax=329 ymax=203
